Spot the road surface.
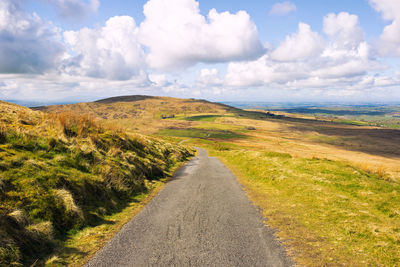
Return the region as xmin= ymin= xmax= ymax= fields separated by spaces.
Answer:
xmin=86 ymin=148 xmax=291 ymax=267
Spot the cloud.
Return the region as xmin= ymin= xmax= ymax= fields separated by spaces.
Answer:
xmin=197 ymin=68 xmax=223 ymax=87
xmin=225 ymin=13 xmax=381 ymax=91
xmin=269 ymin=1 xmax=297 ymax=16
xmin=225 ymin=55 xmax=308 ymax=87
xmin=323 ymin=12 xmax=364 ymax=48
xmin=369 ymin=0 xmax=400 ymax=56
xmin=0 ymin=0 xmax=65 ymax=74
xmin=63 ymin=16 xmax=147 ymax=80
xmin=149 ymin=74 xmax=169 ymax=87
xmin=46 ymin=0 xmax=100 ymax=19
xmin=138 ymin=0 xmax=264 ymax=70
xmin=0 ymin=73 xmax=154 ymax=101
xmin=271 ymin=23 xmax=325 ymax=61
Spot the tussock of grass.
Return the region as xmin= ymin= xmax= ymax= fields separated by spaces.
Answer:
xmin=0 ymin=101 xmax=193 ymax=266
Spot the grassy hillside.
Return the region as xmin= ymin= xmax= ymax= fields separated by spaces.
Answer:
xmin=35 ymin=96 xmax=242 ymax=135
xmin=0 ymin=101 xmax=193 ymax=266
xmin=34 ymin=95 xmax=400 ymax=265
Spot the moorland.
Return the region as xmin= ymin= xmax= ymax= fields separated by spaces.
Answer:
xmin=1 ymin=95 xmax=399 ymax=266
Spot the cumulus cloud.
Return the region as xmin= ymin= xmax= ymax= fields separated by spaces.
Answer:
xmin=226 ymin=55 xmax=308 ymax=87
xmin=271 ymin=23 xmax=324 ymax=61
xmin=0 ymin=0 xmax=65 ymax=74
xmin=0 ymin=70 xmax=162 ymax=101
xmin=139 ymin=0 xmax=264 ymax=70
xmin=46 ymin=0 xmax=100 ymax=19
xmin=63 ymin=16 xmax=147 ymax=80
xmin=269 ymin=1 xmax=297 ymax=16
xmin=149 ymin=74 xmax=169 ymax=87
xmin=369 ymin=0 xmax=400 ymax=56
xmin=197 ymin=68 xmax=223 ymax=86
xmin=323 ymin=12 xmax=364 ymax=48
xmin=225 ymin=12 xmax=380 ymax=91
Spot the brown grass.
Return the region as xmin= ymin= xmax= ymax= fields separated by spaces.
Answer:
xmin=55 ymin=112 xmax=98 ymax=138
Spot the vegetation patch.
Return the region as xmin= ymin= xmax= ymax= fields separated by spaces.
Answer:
xmin=156 ymin=127 xmax=246 ymax=140
xmin=182 ymin=115 xmax=226 ymax=122
xmin=0 ymin=102 xmax=193 ymax=266
xmin=198 ymin=142 xmax=400 ymax=266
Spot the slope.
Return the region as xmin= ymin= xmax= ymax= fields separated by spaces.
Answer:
xmin=0 ymin=101 xmax=193 ymax=266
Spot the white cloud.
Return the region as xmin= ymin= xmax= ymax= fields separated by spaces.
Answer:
xmin=0 ymin=73 xmax=154 ymax=101
xmin=269 ymin=1 xmax=297 ymax=16
xmin=46 ymin=0 xmax=100 ymax=19
xmin=149 ymin=74 xmax=168 ymax=87
xmin=1 ymin=1 xmax=400 ymax=102
xmin=271 ymin=22 xmax=325 ymax=61
xmin=139 ymin=0 xmax=264 ymax=70
xmin=323 ymin=12 xmax=364 ymax=48
xmin=0 ymin=0 xmax=65 ymax=74
xmin=225 ymin=13 xmax=381 ymax=92
xmin=197 ymin=68 xmax=223 ymax=86
xmin=226 ymin=55 xmax=309 ymax=87
xmin=369 ymin=0 xmax=400 ymax=56
xmin=63 ymin=16 xmax=147 ymax=80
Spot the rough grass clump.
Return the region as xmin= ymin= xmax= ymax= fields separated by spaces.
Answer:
xmin=0 ymin=124 xmax=6 ymax=144
xmin=57 ymin=112 xmax=98 ymax=138
xmin=0 ymin=103 xmax=193 ymax=265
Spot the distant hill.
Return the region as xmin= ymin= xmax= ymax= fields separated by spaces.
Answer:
xmin=34 ymin=95 xmax=245 ymax=134
xmin=35 ymin=95 xmax=239 ymax=117
xmin=94 ymin=95 xmax=156 ymax=104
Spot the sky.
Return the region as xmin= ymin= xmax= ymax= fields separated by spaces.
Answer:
xmin=1 ymin=0 xmax=400 ymax=103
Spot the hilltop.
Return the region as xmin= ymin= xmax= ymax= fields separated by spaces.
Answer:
xmin=34 ymin=95 xmax=243 ymax=134
xmin=0 ymin=100 xmax=193 ymax=265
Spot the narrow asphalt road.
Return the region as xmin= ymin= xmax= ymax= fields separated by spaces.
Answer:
xmin=86 ymin=148 xmax=291 ymax=267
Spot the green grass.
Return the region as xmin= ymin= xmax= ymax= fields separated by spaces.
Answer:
xmin=198 ymin=142 xmax=400 ymax=266
xmin=156 ymin=128 xmax=246 ymax=140
xmin=0 ymin=113 xmax=193 ymax=266
xmin=191 ymin=122 xmax=247 ymax=132
xmin=332 ymin=119 xmax=367 ymax=126
xmin=182 ymin=115 xmax=225 ymax=122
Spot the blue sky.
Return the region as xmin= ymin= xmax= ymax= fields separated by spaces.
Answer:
xmin=1 ymin=0 xmax=400 ymax=102
xmin=27 ymin=1 xmax=386 ymax=43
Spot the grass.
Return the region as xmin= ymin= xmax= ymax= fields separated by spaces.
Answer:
xmin=181 ymin=114 xmax=226 ymax=122
xmin=29 ymin=96 xmax=400 ymax=265
xmin=156 ymin=128 xmax=246 ymax=140
xmin=46 ymin=158 xmax=188 ymax=266
xmin=0 ymin=101 xmax=194 ymax=266
xmin=199 ymin=142 xmax=400 ymax=266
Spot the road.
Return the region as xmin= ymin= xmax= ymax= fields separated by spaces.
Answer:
xmin=86 ymin=148 xmax=292 ymax=267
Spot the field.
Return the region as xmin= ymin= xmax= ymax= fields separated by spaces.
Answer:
xmin=34 ymin=97 xmax=400 ymax=265
xmin=228 ymin=102 xmax=400 ymax=129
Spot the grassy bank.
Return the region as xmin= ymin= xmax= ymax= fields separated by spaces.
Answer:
xmin=196 ymin=141 xmax=400 ymax=266
xmin=0 ymin=101 xmax=193 ymax=266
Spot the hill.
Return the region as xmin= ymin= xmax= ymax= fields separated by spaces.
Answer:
xmin=34 ymin=95 xmax=243 ymax=134
xmin=32 ymin=95 xmax=400 ymax=265
xmin=0 ymin=100 xmax=193 ymax=266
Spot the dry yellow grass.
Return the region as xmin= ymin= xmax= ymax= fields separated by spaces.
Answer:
xmin=34 ymin=96 xmax=400 ymax=266
xmin=0 ymin=99 xmax=194 ymax=266
xmin=48 ymin=181 xmax=166 ymax=266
